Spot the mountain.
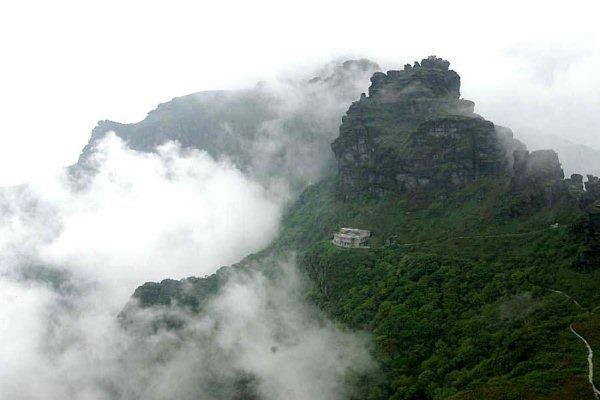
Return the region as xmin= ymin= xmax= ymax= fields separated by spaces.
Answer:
xmin=124 ymin=57 xmax=600 ymax=399
xmin=331 ymin=56 xmax=528 ymax=199
xmin=77 ymin=59 xmax=380 ymax=191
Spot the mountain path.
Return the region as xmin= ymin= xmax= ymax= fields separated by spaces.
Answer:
xmin=389 ymin=226 xmax=600 ymax=397
xmin=547 ymin=288 xmax=598 ymax=399
xmin=570 ymin=324 xmax=600 ymax=399
xmin=547 ymin=288 xmax=584 ymax=310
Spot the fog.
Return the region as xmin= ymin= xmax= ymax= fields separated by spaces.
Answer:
xmin=244 ymin=58 xmax=378 ymax=189
xmin=117 ymin=263 xmax=373 ymax=400
xmin=0 ymin=257 xmax=373 ymax=400
xmin=0 ymin=134 xmax=279 ymax=398
xmin=2 ymin=50 xmax=599 ymax=398
xmin=457 ymin=50 xmax=600 ymax=176
xmin=1 ymin=134 xmax=282 ymax=291
xmin=2 ymin=52 xmax=600 ymax=397
xmin=2 ymin=1 xmax=599 ymax=185
xmin=0 ymin=100 xmax=373 ymax=398
xmin=1 ymin=2 xmax=599 ymax=396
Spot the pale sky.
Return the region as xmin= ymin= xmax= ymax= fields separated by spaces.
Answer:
xmin=1 ymin=0 xmax=599 ymax=185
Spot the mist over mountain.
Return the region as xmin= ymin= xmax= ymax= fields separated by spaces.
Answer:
xmin=75 ymin=55 xmax=598 ymax=192
xmin=78 ymin=59 xmax=380 ymax=192
xmin=1 ymin=55 xmax=599 ymax=400
xmin=0 ymin=59 xmax=381 ymax=400
xmin=520 ymin=133 xmax=600 ymax=177
xmin=112 ymin=57 xmax=600 ymax=399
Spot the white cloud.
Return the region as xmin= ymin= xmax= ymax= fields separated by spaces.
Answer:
xmin=0 ymin=134 xmax=372 ymax=399
xmin=114 ymin=262 xmax=374 ymax=400
xmin=1 ymin=0 xmax=599 ymax=185
xmin=2 ymin=133 xmax=281 ymax=294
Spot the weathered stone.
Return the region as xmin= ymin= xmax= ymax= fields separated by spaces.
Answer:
xmin=368 ymin=56 xmax=460 ymax=101
xmin=511 ymin=149 xmax=565 ymax=190
xmin=495 ymin=125 xmax=527 ymax=173
xmin=332 ymin=56 xmax=507 ymax=199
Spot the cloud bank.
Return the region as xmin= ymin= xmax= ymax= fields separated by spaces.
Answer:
xmin=0 ymin=133 xmax=372 ymax=399
xmin=1 ymin=133 xmax=281 ymax=289
xmin=117 ymin=263 xmax=374 ymax=400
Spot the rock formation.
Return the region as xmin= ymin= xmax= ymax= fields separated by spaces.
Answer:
xmin=330 ymin=56 xmax=573 ymax=201
xmin=332 ymin=56 xmax=527 ymax=199
xmin=585 ymin=175 xmax=600 ymax=199
xmin=564 ymin=173 xmax=585 ymax=196
xmin=577 ymin=175 xmax=600 ymax=271
xmin=511 ymin=149 xmax=565 ymax=190
xmin=495 ymin=125 xmax=527 ymax=173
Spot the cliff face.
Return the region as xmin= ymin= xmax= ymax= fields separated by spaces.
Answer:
xmin=511 ymin=149 xmax=565 ymax=189
xmin=578 ymin=175 xmax=600 ymax=271
xmin=332 ymin=56 xmax=530 ymax=199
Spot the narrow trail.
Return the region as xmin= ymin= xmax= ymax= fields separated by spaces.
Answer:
xmin=570 ymin=324 xmax=600 ymax=399
xmin=387 ymin=226 xmax=600 ymax=397
xmin=546 ymin=288 xmax=584 ymax=310
xmin=391 ymin=226 xmax=563 ymax=247
xmin=547 ymin=288 xmax=598 ymax=399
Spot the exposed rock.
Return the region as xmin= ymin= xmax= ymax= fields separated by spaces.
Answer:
xmin=368 ymin=56 xmax=460 ymax=100
xmin=495 ymin=125 xmax=527 ymax=173
xmin=564 ymin=173 xmax=585 ymax=196
xmin=511 ymin=149 xmax=565 ymax=190
xmin=585 ymin=175 xmax=600 ymax=200
xmin=332 ymin=56 xmax=507 ymax=199
xmin=578 ymin=199 xmax=600 ymax=271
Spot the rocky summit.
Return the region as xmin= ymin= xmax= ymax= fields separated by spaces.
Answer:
xmin=332 ymin=56 xmax=537 ymax=199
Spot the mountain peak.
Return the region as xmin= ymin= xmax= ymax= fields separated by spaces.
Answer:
xmin=368 ymin=56 xmax=461 ymax=101
xmin=331 ymin=57 xmax=562 ymax=200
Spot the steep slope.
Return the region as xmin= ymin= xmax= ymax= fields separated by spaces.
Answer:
xmin=125 ymin=57 xmax=600 ymax=400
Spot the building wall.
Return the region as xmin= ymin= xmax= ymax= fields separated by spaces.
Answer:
xmin=332 ymin=232 xmax=370 ymax=248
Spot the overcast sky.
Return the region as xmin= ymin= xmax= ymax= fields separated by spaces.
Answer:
xmin=1 ymin=0 xmax=599 ymax=186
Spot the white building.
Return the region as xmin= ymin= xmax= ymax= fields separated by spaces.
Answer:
xmin=332 ymin=228 xmax=371 ymax=248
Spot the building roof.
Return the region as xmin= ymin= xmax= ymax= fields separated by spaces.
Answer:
xmin=339 ymin=228 xmax=371 ymax=236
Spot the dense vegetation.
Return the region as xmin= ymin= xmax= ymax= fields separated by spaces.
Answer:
xmin=131 ymin=173 xmax=600 ymax=399
xmin=279 ymin=176 xmax=600 ymax=399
